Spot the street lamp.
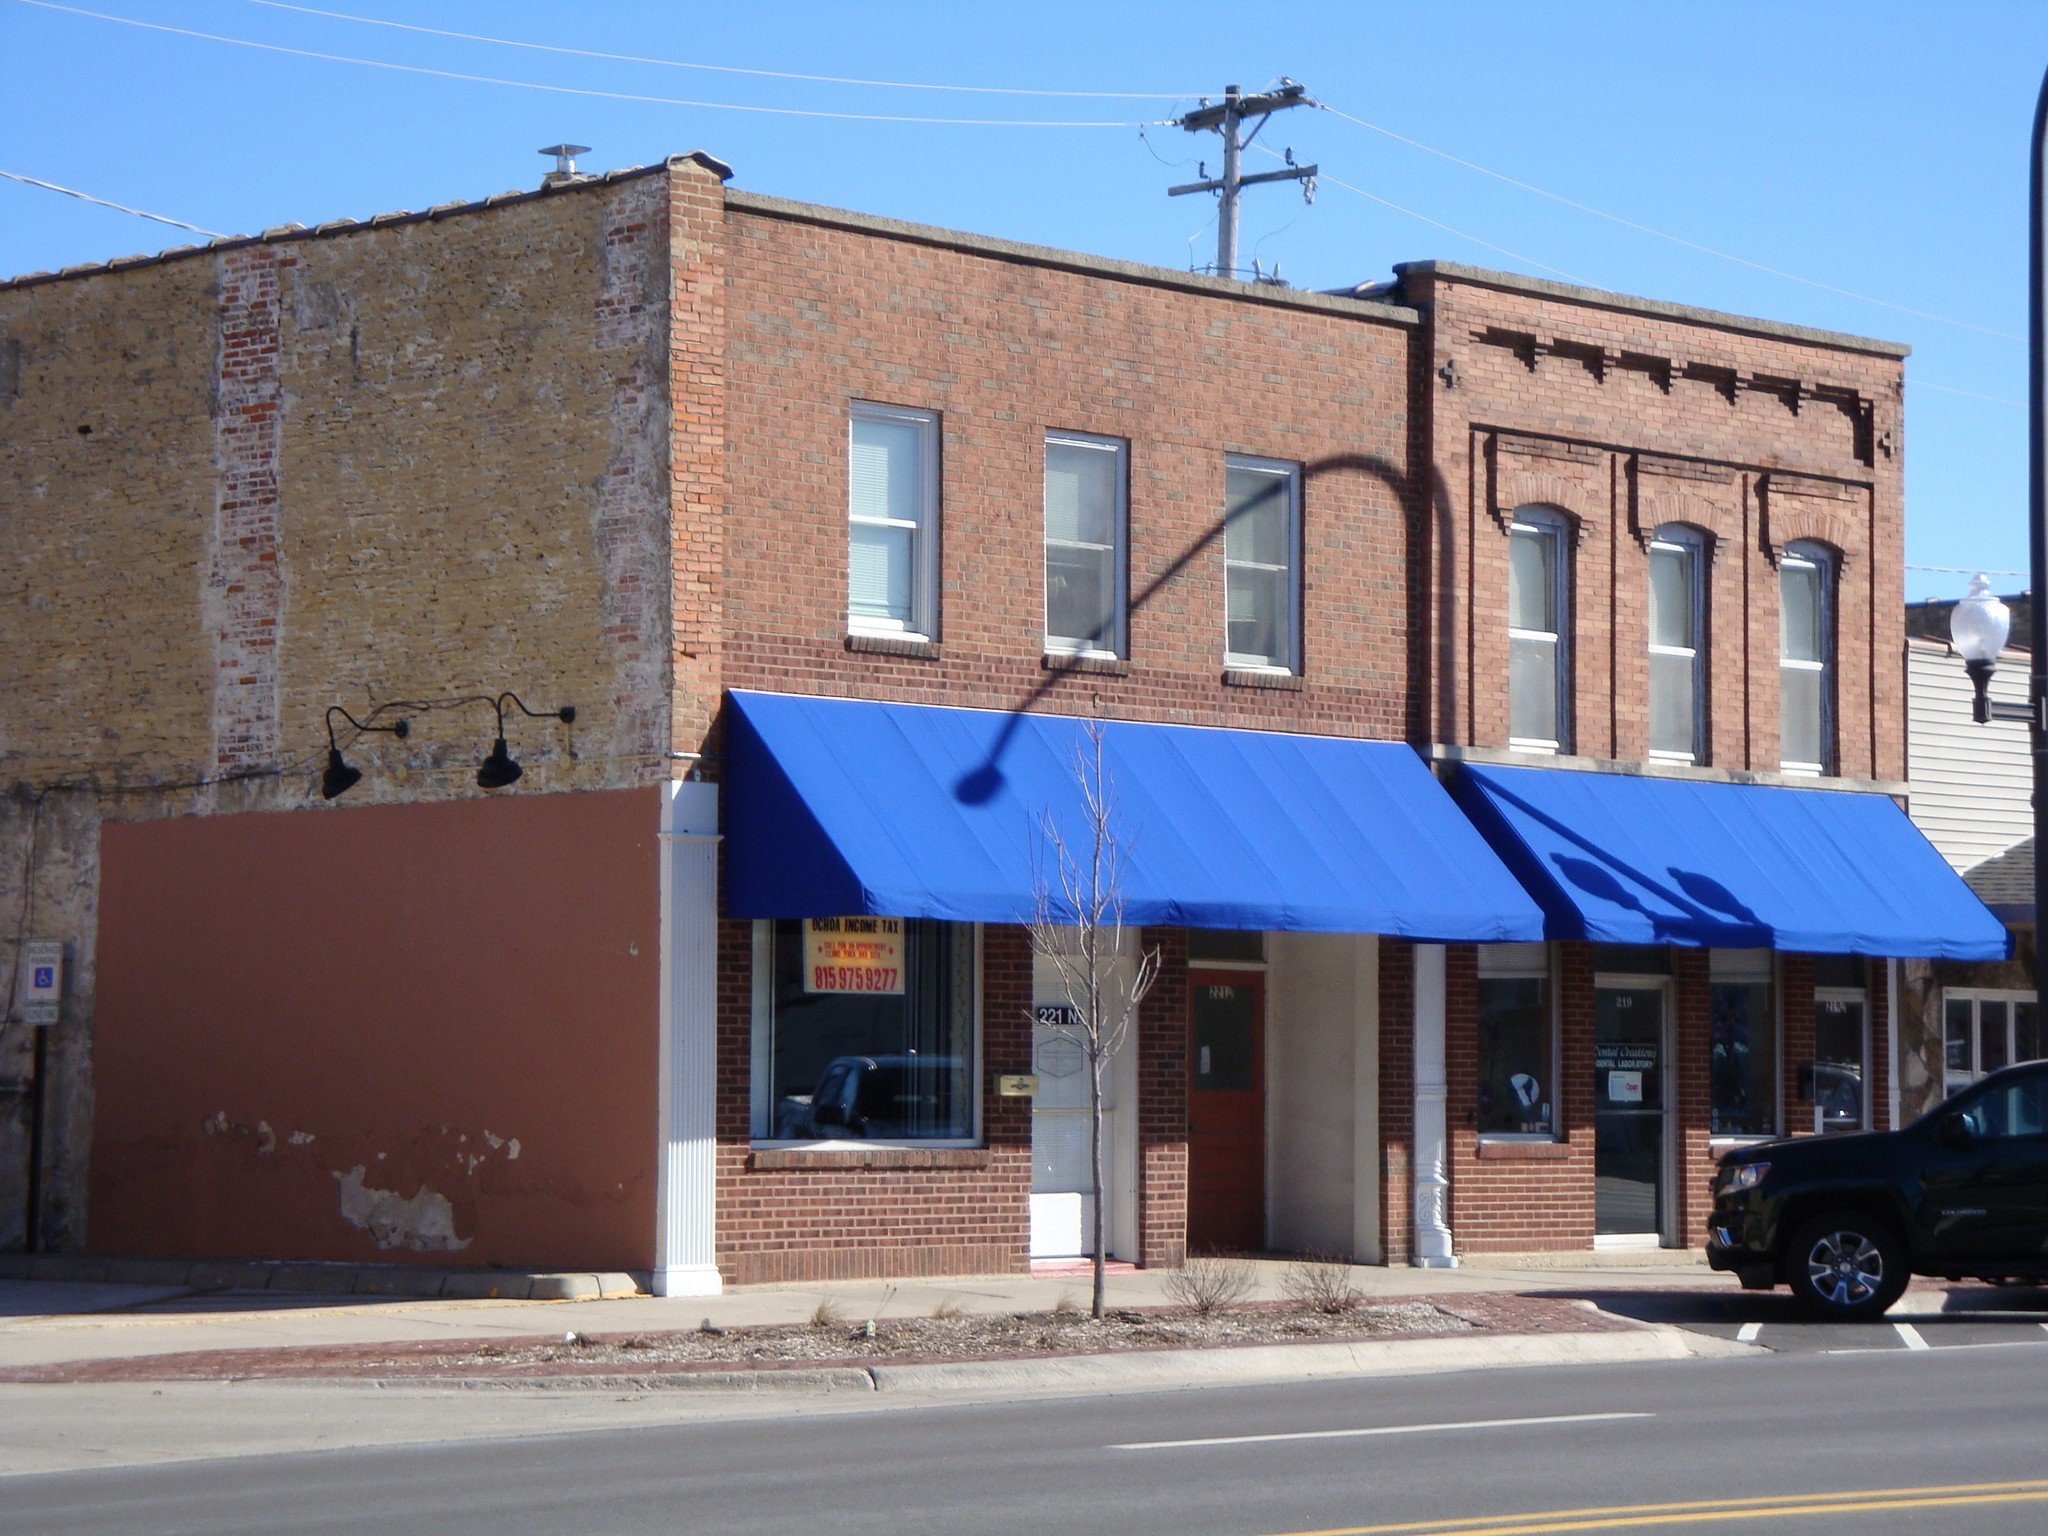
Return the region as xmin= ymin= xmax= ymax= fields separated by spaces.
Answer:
xmin=1951 ymin=574 xmax=2026 ymax=724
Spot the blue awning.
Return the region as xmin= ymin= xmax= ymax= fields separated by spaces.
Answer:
xmin=723 ymin=691 xmax=1545 ymax=940
xmin=1451 ymin=762 xmax=2009 ymax=960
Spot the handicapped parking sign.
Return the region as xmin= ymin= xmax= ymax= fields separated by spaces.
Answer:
xmin=22 ymin=940 xmax=62 ymax=1027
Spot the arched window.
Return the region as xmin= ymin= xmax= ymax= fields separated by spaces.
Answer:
xmin=1508 ymin=507 xmax=1571 ymax=752
xmin=1648 ymin=526 xmax=1706 ymax=762
xmin=1778 ymin=541 xmax=1834 ymax=773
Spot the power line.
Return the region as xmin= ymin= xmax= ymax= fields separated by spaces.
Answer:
xmin=1318 ymin=102 xmax=2019 ymax=345
xmin=1252 ymin=143 xmax=1580 ymax=283
xmin=1909 ymin=377 xmax=2024 ymax=407
xmin=0 ymin=168 xmax=224 ymax=236
xmin=13 ymin=2 xmax=1165 ymax=128
xmin=239 ymin=0 xmax=1199 ymax=100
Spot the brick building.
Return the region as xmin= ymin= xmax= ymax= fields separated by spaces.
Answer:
xmin=0 ymin=152 xmax=2003 ymax=1287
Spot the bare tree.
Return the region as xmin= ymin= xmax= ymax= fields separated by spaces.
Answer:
xmin=1029 ymin=721 xmax=1161 ymax=1320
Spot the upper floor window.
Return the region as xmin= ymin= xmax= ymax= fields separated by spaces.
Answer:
xmin=1223 ymin=456 xmax=1301 ymax=673
xmin=1779 ymin=542 xmax=1833 ymax=773
xmin=1508 ymin=508 xmax=1569 ymax=752
xmin=1044 ymin=432 xmax=1127 ymax=657
xmin=848 ymin=402 xmax=938 ymax=638
xmin=1648 ymin=527 xmax=1705 ymax=763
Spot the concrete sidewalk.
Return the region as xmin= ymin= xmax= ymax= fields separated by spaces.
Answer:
xmin=0 ymin=1255 xmax=1748 ymax=1478
xmin=0 ymin=1252 xmax=1724 ymax=1374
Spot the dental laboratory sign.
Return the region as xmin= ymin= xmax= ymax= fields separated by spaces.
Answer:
xmin=802 ymin=917 xmax=905 ymax=994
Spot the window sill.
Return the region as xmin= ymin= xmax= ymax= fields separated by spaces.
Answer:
xmin=1222 ymin=668 xmax=1303 ymax=691
xmin=1043 ymin=652 xmax=1130 ymax=677
xmin=747 ymin=1145 xmax=992 ymax=1171
xmin=1474 ymin=1137 xmax=1573 ymax=1160
xmin=846 ymin=632 xmax=941 ymax=660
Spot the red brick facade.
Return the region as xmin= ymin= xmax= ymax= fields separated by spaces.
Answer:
xmin=685 ymin=191 xmax=1912 ymax=1281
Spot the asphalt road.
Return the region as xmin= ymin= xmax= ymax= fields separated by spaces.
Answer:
xmin=8 ymin=1339 xmax=2048 ymax=1535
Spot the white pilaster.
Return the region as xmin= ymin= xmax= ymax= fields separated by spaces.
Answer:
xmin=654 ymin=780 xmax=722 ymax=1296
xmin=1411 ymin=941 xmax=1457 ymax=1268
xmin=1351 ymin=935 xmax=1382 ymax=1264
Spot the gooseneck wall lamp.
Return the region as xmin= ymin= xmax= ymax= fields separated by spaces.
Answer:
xmin=322 ymin=707 xmax=411 ymax=800
xmin=474 ymin=692 xmax=577 ymax=790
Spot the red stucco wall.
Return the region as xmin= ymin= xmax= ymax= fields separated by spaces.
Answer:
xmin=87 ymin=786 xmax=662 ymax=1271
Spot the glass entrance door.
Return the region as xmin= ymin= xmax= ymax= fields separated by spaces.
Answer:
xmin=1595 ymin=986 xmax=1667 ymax=1238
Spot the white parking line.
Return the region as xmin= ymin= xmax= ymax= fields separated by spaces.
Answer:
xmin=1737 ymin=1321 xmax=1763 ymax=1343
xmin=1109 ymin=1412 xmax=1651 ymax=1452
xmin=1894 ymin=1321 xmax=1932 ymax=1350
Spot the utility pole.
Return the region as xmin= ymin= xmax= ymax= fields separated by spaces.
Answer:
xmin=1169 ymin=81 xmax=1317 ymax=281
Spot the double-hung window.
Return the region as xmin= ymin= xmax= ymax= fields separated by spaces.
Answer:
xmin=1648 ymin=528 xmax=1704 ymax=762
xmin=1477 ymin=943 xmax=1555 ymax=1136
xmin=1044 ymin=433 xmax=1127 ymax=657
xmin=1779 ymin=543 xmax=1832 ymax=773
xmin=1508 ymin=509 xmax=1569 ymax=752
xmin=1223 ymin=456 xmax=1300 ymax=673
xmin=847 ymin=403 xmax=938 ymax=639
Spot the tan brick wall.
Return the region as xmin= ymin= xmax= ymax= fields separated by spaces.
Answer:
xmin=0 ymin=171 xmax=688 ymax=1249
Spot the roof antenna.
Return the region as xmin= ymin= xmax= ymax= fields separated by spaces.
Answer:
xmin=538 ymin=144 xmax=592 ymax=189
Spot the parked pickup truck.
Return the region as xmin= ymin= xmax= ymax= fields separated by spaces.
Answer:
xmin=1708 ymin=1058 xmax=2048 ymax=1318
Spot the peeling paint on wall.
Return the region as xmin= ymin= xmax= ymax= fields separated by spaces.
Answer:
xmin=332 ymin=1164 xmax=471 ymax=1251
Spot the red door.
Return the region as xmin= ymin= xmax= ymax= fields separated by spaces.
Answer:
xmin=1187 ymin=973 xmax=1265 ymax=1252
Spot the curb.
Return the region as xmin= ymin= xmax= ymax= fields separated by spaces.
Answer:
xmin=355 ymin=1323 xmax=1755 ymax=1398
xmin=0 ymin=1253 xmax=643 ymax=1302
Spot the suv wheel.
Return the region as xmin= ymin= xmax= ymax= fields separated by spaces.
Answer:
xmin=1786 ymin=1210 xmax=1907 ymax=1320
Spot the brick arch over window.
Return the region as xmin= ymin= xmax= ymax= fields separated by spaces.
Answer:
xmin=1627 ymin=456 xmax=1741 ymax=555
xmin=1486 ymin=432 xmax=1609 ymax=543
xmin=1760 ymin=474 xmax=1861 ymax=570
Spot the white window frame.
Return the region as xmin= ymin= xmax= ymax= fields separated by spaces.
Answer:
xmin=1942 ymin=987 xmax=2041 ymax=1098
xmin=1043 ymin=431 xmax=1128 ymax=659
xmin=1476 ymin=941 xmax=1562 ymax=1143
xmin=749 ymin=919 xmax=984 ymax=1149
xmin=847 ymin=401 xmax=940 ymax=641
xmin=1222 ymin=454 xmax=1302 ymax=675
xmin=1647 ymin=526 xmax=1706 ymax=765
xmin=1778 ymin=542 xmax=1834 ymax=776
xmin=1508 ymin=508 xmax=1571 ymax=754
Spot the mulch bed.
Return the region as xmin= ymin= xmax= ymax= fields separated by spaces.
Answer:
xmin=0 ymin=1293 xmax=1635 ymax=1385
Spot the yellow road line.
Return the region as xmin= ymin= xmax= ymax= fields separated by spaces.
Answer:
xmin=1263 ymin=1478 xmax=2048 ymax=1536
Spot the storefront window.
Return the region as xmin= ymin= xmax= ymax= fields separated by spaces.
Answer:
xmin=758 ymin=919 xmax=976 ymax=1142
xmin=1944 ymin=990 xmax=2042 ymax=1098
xmin=1709 ymin=951 xmax=1777 ymax=1136
xmin=1477 ymin=943 xmax=1553 ymax=1135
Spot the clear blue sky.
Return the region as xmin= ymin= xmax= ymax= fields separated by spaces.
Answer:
xmin=4 ymin=0 xmax=2044 ymax=603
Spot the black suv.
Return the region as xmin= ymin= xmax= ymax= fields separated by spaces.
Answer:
xmin=1709 ymin=1059 xmax=2048 ymax=1319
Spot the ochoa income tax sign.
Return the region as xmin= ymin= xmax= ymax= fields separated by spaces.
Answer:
xmin=802 ymin=917 xmax=904 ymax=994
